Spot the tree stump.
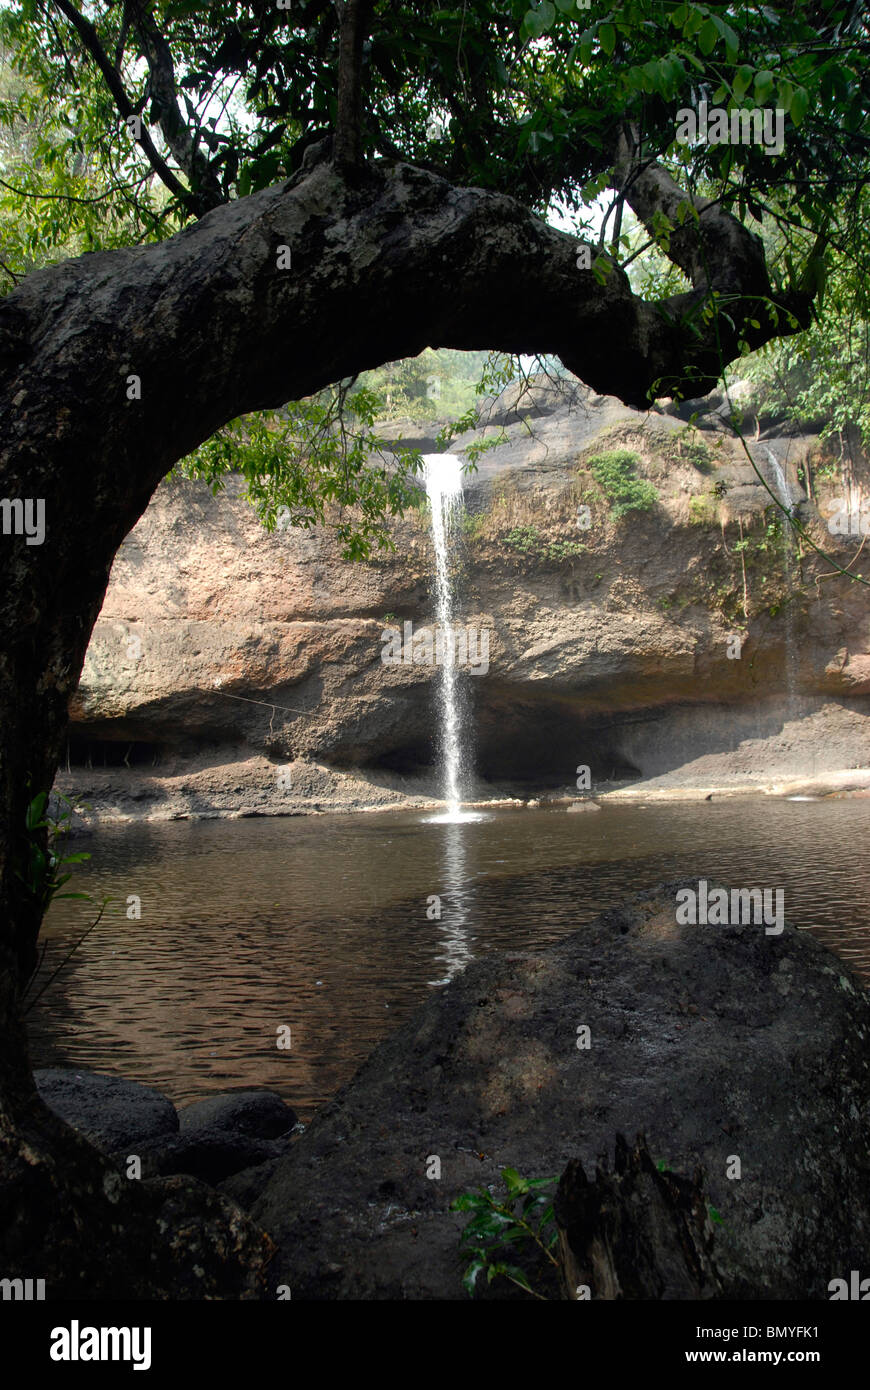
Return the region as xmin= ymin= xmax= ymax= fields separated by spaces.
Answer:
xmin=554 ymin=1133 xmax=724 ymax=1300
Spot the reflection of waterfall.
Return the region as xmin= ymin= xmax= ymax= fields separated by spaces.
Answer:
xmin=423 ymin=453 xmax=466 ymax=817
xmin=763 ymin=446 xmax=799 ymax=716
xmin=428 ymin=821 xmax=474 ymax=986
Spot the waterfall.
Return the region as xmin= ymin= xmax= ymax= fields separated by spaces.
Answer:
xmin=423 ymin=453 xmax=466 ymax=818
xmin=764 ymin=446 xmax=794 ymax=515
xmin=763 ymin=446 xmax=799 ymax=715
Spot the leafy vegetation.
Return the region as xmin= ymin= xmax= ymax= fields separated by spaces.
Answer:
xmin=587 ymin=449 xmax=659 ymax=520
xmin=15 ymin=789 xmax=90 ymax=921
xmin=452 ymin=1168 xmax=560 ymax=1299
xmin=15 ymin=790 xmax=110 ymax=1012
xmin=1 ymin=1 xmax=868 ymax=556
xmin=503 ymin=523 xmax=586 ymax=564
xmin=667 ymin=429 xmax=716 ymax=473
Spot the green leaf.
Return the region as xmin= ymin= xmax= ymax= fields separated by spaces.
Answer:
xmin=462 ymin=1259 xmax=486 ymax=1294
xmin=728 ymin=64 xmax=750 ymax=100
xmin=699 ymin=17 xmax=717 ymax=55
xmin=450 ymin=1192 xmax=484 ymax=1212
xmin=710 ymin=14 xmax=739 ymax=62
xmin=754 ymin=69 xmax=775 ymax=104
xmin=598 ymin=22 xmax=615 ymax=55
xmin=502 ymin=1264 xmax=533 ymax=1291
xmin=790 ymin=86 xmax=809 ymax=125
xmin=501 ymin=1167 xmax=528 ymax=1194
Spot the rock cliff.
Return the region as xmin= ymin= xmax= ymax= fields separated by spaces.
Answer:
xmin=56 ymin=381 xmax=870 ymax=820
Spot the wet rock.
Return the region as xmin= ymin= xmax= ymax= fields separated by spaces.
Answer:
xmin=34 ymin=1068 xmax=178 ymax=1152
xmin=250 ymin=882 xmax=870 ymax=1299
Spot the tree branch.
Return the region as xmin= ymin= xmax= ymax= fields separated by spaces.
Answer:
xmin=610 ymin=124 xmax=813 ymax=380
xmin=128 ymin=0 xmax=224 ymax=214
xmin=333 ymin=0 xmax=373 ymax=169
xmin=50 ymin=0 xmax=193 ymax=211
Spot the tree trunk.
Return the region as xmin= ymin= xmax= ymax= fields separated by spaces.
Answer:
xmin=333 ymin=0 xmax=373 ymax=170
xmin=0 ymin=153 xmax=811 ymax=1286
xmin=554 ymin=1134 xmax=724 ymax=1300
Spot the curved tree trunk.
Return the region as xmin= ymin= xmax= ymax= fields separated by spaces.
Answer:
xmin=0 ymin=151 xmax=812 ymax=1287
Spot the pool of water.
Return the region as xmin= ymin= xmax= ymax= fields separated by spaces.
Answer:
xmin=28 ymin=799 xmax=870 ymax=1119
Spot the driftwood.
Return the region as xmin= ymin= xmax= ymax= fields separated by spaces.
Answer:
xmin=554 ymin=1133 xmax=724 ymax=1300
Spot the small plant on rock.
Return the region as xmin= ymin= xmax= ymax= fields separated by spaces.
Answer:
xmin=587 ymin=449 xmax=658 ymax=521
xmin=452 ymin=1167 xmax=560 ymax=1299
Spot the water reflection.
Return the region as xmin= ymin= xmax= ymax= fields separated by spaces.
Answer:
xmin=428 ymin=819 xmax=474 ymax=986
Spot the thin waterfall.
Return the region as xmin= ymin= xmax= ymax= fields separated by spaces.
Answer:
xmin=763 ymin=446 xmax=799 ymax=715
xmin=423 ymin=453 xmax=465 ymax=817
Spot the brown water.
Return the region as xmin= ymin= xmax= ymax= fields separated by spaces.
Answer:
xmin=28 ymin=800 xmax=870 ymax=1120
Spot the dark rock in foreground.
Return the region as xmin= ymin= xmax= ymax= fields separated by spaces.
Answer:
xmin=0 ymin=1098 xmax=273 ymax=1299
xmin=34 ymin=1068 xmax=178 ymax=1152
xmin=250 ymin=882 xmax=870 ymax=1299
xmin=34 ymin=1073 xmax=299 ymax=1186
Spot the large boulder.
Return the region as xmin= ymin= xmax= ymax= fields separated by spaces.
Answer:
xmin=249 ymin=882 xmax=870 ymax=1299
xmin=34 ymin=1068 xmax=178 ymax=1153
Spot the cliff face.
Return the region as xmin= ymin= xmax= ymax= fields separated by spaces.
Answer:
xmin=57 ymin=383 xmax=870 ymax=819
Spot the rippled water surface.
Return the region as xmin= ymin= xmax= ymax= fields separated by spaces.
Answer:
xmin=29 ymin=800 xmax=870 ymax=1119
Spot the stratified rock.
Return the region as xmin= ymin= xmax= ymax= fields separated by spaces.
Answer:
xmin=34 ymin=1068 xmax=178 ymax=1152
xmin=178 ymin=1088 xmax=297 ymax=1140
xmin=54 ymin=384 xmax=870 ymax=820
xmin=249 ymin=882 xmax=870 ymax=1300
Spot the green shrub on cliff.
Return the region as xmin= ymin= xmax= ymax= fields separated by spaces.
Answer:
xmin=587 ymin=450 xmax=658 ymax=521
xmin=503 ymin=525 xmax=586 ymax=564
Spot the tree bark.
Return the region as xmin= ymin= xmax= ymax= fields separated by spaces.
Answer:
xmin=554 ymin=1134 xmax=724 ymax=1300
xmin=333 ymin=0 xmax=373 ymax=170
xmin=0 ymin=153 xmax=812 ymax=1285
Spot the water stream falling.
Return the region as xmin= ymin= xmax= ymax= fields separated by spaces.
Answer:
xmin=423 ymin=453 xmax=466 ymax=818
xmin=763 ymin=445 xmax=800 ymax=716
